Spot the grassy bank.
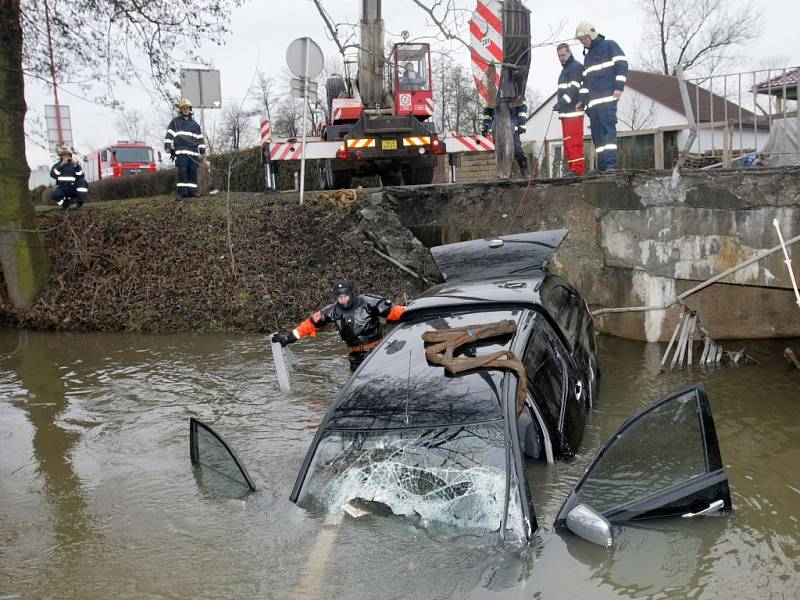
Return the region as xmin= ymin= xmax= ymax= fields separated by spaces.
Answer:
xmin=0 ymin=193 xmax=422 ymax=332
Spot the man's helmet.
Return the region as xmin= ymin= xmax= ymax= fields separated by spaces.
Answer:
xmin=575 ymin=21 xmax=598 ymax=40
xmin=333 ymin=279 xmax=354 ymax=308
xmin=57 ymin=144 xmax=73 ymax=156
xmin=177 ymin=98 xmax=192 ymax=109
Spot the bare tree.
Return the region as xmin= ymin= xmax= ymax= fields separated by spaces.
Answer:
xmin=114 ymin=108 xmax=147 ymax=142
xmin=638 ymin=0 xmax=763 ymax=76
xmin=619 ymin=94 xmax=658 ymax=130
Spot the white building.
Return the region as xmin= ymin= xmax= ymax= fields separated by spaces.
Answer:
xmin=522 ymin=70 xmax=769 ymax=176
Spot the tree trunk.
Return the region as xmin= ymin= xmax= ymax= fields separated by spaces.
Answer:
xmin=0 ymin=1 xmax=51 ymax=307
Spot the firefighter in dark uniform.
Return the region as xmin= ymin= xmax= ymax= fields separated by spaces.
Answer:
xmin=575 ymin=21 xmax=628 ymax=173
xmin=272 ymin=279 xmax=407 ymax=372
xmin=554 ymin=43 xmax=586 ymax=176
xmin=480 ymin=102 xmax=530 ymax=178
xmin=164 ymin=98 xmax=206 ymax=199
xmin=50 ymin=145 xmax=88 ymax=208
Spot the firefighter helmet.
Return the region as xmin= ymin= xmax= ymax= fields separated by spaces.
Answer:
xmin=575 ymin=21 xmax=598 ymax=40
xmin=177 ymin=97 xmax=192 ymax=109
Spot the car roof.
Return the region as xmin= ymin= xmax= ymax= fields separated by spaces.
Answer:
xmin=324 ymin=308 xmax=529 ymax=431
xmin=404 ymin=276 xmax=545 ymax=317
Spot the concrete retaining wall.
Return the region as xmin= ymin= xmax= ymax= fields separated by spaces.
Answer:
xmin=383 ymin=167 xmax=800 ymax=341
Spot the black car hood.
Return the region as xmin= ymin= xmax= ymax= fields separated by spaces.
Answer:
xmin=431 ymin=229 xmax=568 ymax=283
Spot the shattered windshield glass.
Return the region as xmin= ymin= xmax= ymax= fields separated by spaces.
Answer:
xmin=298 ymin=422 xmax=523 ymax=537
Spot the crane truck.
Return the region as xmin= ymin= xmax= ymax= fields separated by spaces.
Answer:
xmin=316 ymin=0 xmax=443 ymax=189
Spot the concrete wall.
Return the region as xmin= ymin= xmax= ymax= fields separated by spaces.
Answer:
xmin=386 ymin=167 xmax=800 ymax=341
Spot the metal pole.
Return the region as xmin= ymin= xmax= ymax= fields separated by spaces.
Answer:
xmin=43 ymin=0 xmax=64 ymax=147
xmin=773 ymin=219 xmax=800 ymax=311
xmin=592 ymin=230 xmax=800 ymax=316
xmin=298 ymin=39 xmax=311 ymax=205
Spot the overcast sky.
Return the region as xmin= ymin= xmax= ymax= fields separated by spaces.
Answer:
xmin=24 ymin=0 xmax=798 ymax=168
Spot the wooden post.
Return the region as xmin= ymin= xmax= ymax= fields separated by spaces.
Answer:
xmin=722 ymin=120 xmax=733 ymax=169
xmin=543 ymin=140 xmax=550 ymax=178
xmin=654 ymin=130 xmax=665 ymax=170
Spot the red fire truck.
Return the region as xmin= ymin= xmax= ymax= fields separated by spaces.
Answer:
xmin=84 ymin=141 xmax=157 ymax=181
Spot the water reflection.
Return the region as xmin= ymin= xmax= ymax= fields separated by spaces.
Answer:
xmin=8 ymin=331 xmax=98 ymax=548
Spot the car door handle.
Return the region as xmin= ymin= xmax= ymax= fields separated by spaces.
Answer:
xmin=681 ymin=499 xmax=724 ymax=518
xmin=575 ymin=380 xmax=583 ymax=402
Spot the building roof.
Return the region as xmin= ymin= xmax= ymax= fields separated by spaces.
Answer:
xmin=752 ymin=69 xmax=798 ymax=99
xmin=528 ymin=69 xmax=758 ymax=124
xmin=625 ymin=70 xmax=757 ymax=123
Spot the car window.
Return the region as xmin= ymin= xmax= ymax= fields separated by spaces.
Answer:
xmin=543 ymin=282 xmax=582 ymax=349
xmin=523 ymin=318 xmax=565 ymax=429
xmin=189 ymin=418 xmax=256 ymax=497
xmin=575 ymin=388 xmax=708 ymax=514
xmin=297 ymin=422 xmax=525 ymax=538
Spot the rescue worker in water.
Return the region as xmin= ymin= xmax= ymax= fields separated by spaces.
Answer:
xmin=272 ymin=279 xmax=407 ymax=372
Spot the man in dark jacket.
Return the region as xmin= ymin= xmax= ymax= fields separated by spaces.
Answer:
xmin=575 ymin=21 xmax=628 ymax=173
xmin=50 ymin=146 xmax=88 ymax=208
xmin=164 ymin=98 xmax=206 ymax=199
xmin=272 ymin=279 xmax=407 ymax=372
xmin=553 ymin=43 xmax=585 ymax=176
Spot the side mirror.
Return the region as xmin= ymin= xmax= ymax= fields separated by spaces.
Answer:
xmin=565 ymin=503 xmax=613 ymax=547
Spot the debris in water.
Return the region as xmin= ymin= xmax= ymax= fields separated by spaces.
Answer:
xmin=785 ymin=347 xmax=800 ymax=370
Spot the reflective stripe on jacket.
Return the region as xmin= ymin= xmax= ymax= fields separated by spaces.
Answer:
xmin=164 ymin=115 xmax=206 ymax=156
xmin=556 ymin=56 xmax=584 ymax=115
xmin=578 ymin=34 xmax=628 ymax=110
xmin=50 ymin=161 xmax=84 ymax=185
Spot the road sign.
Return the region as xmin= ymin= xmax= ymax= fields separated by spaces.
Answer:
xmin=289 ymin=77 xmax=318 ymax=98
xmin=44 ymin=104 xmax=73 ymax=154
xmin=286 ymin=37 xmax=324 ymax=80
xmin=180 ymin=69 xmax=222 ymax=109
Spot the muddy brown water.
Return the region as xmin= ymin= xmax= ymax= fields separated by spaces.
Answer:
xmin=1 ymin=328 xmax=798 ymax=599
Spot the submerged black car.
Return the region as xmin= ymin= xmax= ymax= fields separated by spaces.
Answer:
xmin=191 ymin=230 xmax=732 ymax=546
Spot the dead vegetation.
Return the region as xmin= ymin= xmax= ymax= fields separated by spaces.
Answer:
xmin=0 ymin=193 xmax=422 ymax=333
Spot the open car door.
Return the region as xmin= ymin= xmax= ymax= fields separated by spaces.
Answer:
xmin=189 ymin=418 xmax=256 ymax=499
xmin=555 ymin=383 xmax=732 ymax=546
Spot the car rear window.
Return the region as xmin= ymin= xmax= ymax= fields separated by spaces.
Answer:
xmin=326 ymin=310 xmax=524 ymax=430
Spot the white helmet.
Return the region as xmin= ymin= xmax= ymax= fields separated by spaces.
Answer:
xmin=575 ymin=21 xmax=598 ymax=40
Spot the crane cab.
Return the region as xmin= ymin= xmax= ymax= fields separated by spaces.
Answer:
xmin=390 ymin=43 xmax=434 ymax=120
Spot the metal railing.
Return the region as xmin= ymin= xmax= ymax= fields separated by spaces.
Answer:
xmin=682 ymin=65 xmax=800 ymax=167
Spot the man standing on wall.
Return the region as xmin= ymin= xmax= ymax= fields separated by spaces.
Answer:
xmin=575 ymin=22 xmax=628 ymax=173
xmin=164 ymin=98 xmax=206 ymax=199
xmin=553 ymin=43 xmax=585 ymax=176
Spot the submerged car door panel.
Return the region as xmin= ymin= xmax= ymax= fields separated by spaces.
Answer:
xmin=189 ymin=418 xmax=256 ymax=497
xmin=555 ymin=383 xmax=731 ymax=533
xmin=522 ymin=314 xmax=585 ymax=457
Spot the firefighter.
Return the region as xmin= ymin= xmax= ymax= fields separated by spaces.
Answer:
xmin=50 ymin=145 xmax=88 ymax=208
xmin=271 ymin=279 xmax=407 ymax=373
xmin=164 ymin=98 xmax=206 ymax=199
xmin=575 ymin=21 xmax=628 ymax=173
xmin=553 ymin=43 xmax=586 ymax=176
xmin=480 ymin=102 xmax=530 ymax=178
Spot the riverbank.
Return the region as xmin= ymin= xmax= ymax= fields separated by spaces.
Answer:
xmin=0 ymin=192 xmax=423 ymax=332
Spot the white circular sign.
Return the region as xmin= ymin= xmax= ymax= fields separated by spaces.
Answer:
xmin=286 ymin=37 xmax=324 ymax=79
xmin=399 ymin=93 xmax=412 ymax=106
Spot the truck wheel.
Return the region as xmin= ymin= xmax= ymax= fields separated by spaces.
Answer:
xmin=326 ymin=76 xmax=346 ymax=119
xmin=380 ymin=170 xmax=403 ymax=186
xmin=402 ymin=165 xmax=434 ymax=185
xmin=317 ymin=159 xmax=334 ymax=190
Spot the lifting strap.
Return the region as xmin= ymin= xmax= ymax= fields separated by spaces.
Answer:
xmin=421 ymin=319 xmax=528 ymax=416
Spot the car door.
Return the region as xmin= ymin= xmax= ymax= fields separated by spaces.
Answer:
xmin=555 ymin=383 xmax=732 ymax=546
xmin=189 ymin=418 xmax=256 ymax=498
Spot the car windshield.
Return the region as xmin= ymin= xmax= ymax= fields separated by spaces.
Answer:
xmin=112 ymin=147 xmax=153 ymax=163
xmin=297 ymin=422 xmax=524 ymax=536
